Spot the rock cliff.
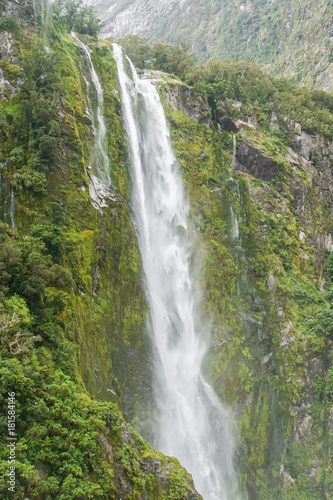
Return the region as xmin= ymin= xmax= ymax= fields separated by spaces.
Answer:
xmin=1 ymin=1 xmax=333 ymax=498
xmin=86 ymin=0 xmax=333 ymax=93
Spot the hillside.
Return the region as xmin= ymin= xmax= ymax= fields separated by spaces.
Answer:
xmin=87 ymin=0 xmax=333 ymax=93
xmin=0 ymin=0 xmax=333 ymax=499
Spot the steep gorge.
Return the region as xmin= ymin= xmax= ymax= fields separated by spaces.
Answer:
xmin=86 ymin=0 xmax=333 ymax=93
xmin=0 ymin=1 xmax=333 ymax=499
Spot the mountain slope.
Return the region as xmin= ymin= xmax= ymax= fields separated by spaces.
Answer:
xmin=0 ymin=2 xmax=202 ymax=498
xmin=87 ymin=0 xmax=333 ymax=93
xmin=1 ymin=0 xmax=333 ymax=498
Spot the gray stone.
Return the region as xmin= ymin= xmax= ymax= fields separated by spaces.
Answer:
xmin=280 ymin=464 xmax=295 ymax=492
xmin=267 ymin=271 xmax=278 ymax=292
xmin=298 ymin=414 xmax=314 ymax=439
xmin=163 ymin=81 xmax=212 ymax=126
xmin=234 ymin=139 xmax=280 ymax=182
xmin=309 ymin=467 xmax=317 ymax=484
xmin=237 ymin=312 xmax=258 ymax=324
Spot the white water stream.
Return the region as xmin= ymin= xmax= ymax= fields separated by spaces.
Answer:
xmin=32 ymin=0 xmax=50 ymax=44
xmin=72 ymin=33 xmax=111 ymax=196
xmin=232 ymin=134 xmax=237 ymax=169
xmin=230 ymin=206 xmax=239 ymax=241
xmin=113 ymin=44 xmax=240 ymax=500
xmin=10 ymin=187 xmax=15 ymax=228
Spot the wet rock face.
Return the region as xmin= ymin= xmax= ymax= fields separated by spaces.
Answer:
xmin=219 ymin=116 xmax=238 ymax=133
xmin=0 ymin=1 xmax=30 ymax=99
xmin=0 ymin=30 xmax=24 ymax=100
xmin=235 ymin=138 xmax=281 ymax=182
xmin=164 ymin=82 xmax=212 ymax=126
xmin=280 ymin=464 xmax=295 ymax=493
xmin=0 ymin=0 xmax=34 ymax=21
xmin=100 ymin=424 xmax=203 ymax=500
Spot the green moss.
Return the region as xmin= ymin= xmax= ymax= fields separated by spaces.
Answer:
xmin=157 ymin=68 xmax=333 ymax=497
xmin=0 ymin=14 xmax=21 ymax=36
xmin=0 ymin=60 xmax=23 ymax=83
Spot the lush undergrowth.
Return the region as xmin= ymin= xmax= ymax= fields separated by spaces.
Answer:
xmin=159 ymin=67 xmax=333 ymax=497
xmin=0 ymin=4 xmax=200 ymax=499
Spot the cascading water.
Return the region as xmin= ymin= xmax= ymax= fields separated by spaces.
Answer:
xmin=10 ymin=187 xmax=15 ymax=228
xmin=230 ymin=206 xmax=239 ymax=241
xmin=232 ymin=134 xmax=237 ymax=169
xmin=33 ymin=0 xmax=38 ymax=27
xmin=72 ymin=32 xmax=111 ymax=188
xmin=113 ymin=43 xmax=241 ymax=500
xmin=229 ymin=177 xmax=240 ymax=242
xmin=32 ymin=0 xmax=51 ymax=45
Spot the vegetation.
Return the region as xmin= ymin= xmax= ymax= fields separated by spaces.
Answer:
xmin=0 ymin=1 xmax=332 ymax=499
xmin=52 ymin=0 xmax=103 ymax=38
xmin=0 ymin=6 xmax=196 ymax=499
xmin=158 ymin=58 xmax=333 ymax=496
xmin=103 ymin=0 xmax=333 ymax=89
xmin=118 ymin=35 xmax=333 ymax=141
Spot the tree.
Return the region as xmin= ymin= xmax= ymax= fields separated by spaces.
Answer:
xmin=117 ymin=35 xmax=153 ymax=69
xmin=152 ymin=39 xmax=196 ymax=79
xmin=52 ymin=0 xmax=102 ymax=38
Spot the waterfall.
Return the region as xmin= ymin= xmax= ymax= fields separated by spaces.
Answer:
xmin=33 ymin=0 xmax=38 ymax=27
xmin=230 ymin=206 xmax=239 ymax=241
xmin=228 ymin=177 xmax=240 ymax=242
xmin=10 ymin=187 xmax=15 ymax=228
xmin=113 ymin=43 xmax=241 ymax=500
xmin=33 ymin=0 xmax=50 ymax=43
xmin=72 ymin=32 xmax=111 ymax=189
xmin=232 ymin=134 xmax=237 ymax=168
xmin=42 ymin=0 xmax=50 ymax=40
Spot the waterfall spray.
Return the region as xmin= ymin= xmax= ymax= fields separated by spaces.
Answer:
xmin=32 ymin=0 xmax=51 ymax=47
xmin=113 ymin=43 xmax=242 ymax=500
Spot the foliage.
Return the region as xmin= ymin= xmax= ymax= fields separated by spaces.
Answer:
xmin=0 ymin=352 xmax=120 ymax=499
xmin=52 ymin=0 xmax=103 ymax=38
xmin=119 ymin=35 xmax=333 ymax=141
xmin=111 ymin=0 xmax=333 ymax=89
xmin=0 ymin=14 xmax=21 ymax=36
xmin=0 ymin=21 xmax=187 ymax=500
xmin=0 ymin=5 xmax=332 ymax=500
xmin=117 ymin=35 xmax=153 ymax=68
xmin=186 ymin=59 xmax=333 ymax=141
xmin=0 ymin=60 xmax=23 ymax=84
xmin=118 ymin=35 xmax=196 ymax=79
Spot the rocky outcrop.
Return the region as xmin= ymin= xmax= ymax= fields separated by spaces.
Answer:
xmin=0 ymin=1 xmax=32 ymax=99
xmin=234 ymin=139 xmax=281 ymax=182
xmin=0 ymin=0 xmax=34 ymax=22
xmin=219 ymin=103 xmax=333 ymax=266
xmin=89 ymin=0 xmax=177 ymax=40
xmin=162 ymin=78 xmax=212 ymax=126
xmin=99 ymin=424 xmax=203 ymax=500
xmin=86 ymin=0 xmax=333 ymax=93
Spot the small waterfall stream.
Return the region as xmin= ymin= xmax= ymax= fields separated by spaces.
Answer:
xmin=229 ymin=177 xmax=240 ymax=242
xmin=230 ymin=205 xmax=239 ymax=241
xmin=113 ymin=44 xmax=240 ymax=500
xmin=10 ymin=187 xmax=15 ymax=228
xmin=32 ymin=0 xmax=51 ymax=45
xmin=33 ymin=0 xmax=38 ymax=27
xmin=232 ymin=134 xmax=237 ymax=169
xmin=72 ymin=32 xmax=110 ymax=188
